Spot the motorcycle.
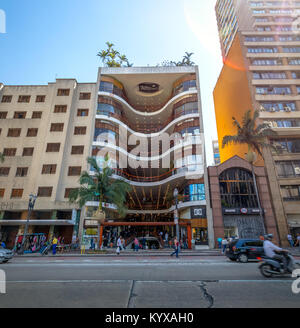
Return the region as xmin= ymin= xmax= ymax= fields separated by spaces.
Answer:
xmin=257 ymin=250 xmax=296 ymax=278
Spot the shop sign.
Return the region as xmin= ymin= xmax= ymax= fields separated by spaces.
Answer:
xmin=223 ymin=208 xmax=263 ymax=215
xmin=190 ymin=206 xmax=206 ymax=218
xmin=84 ymin=219 xmax=99 ymax=227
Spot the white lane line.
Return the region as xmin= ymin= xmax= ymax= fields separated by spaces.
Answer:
xmin=1 ymin=263 xmax=238 ymax=267
xmin=5 ymin=279 xmax=294 ymax=284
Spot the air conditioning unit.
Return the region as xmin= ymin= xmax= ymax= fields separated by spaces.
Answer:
xmin=270 ymin=107 xmax=276 ymax=112
xmin=284 ymin=106 xmax=292 ymax=112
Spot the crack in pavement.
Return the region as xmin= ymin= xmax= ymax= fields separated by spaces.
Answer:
xmin=199 ymin=282 xmax=214 ymax=308
xmin=127 ymin=280 xmax=137 ymax=308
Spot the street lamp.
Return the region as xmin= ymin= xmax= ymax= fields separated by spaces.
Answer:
xmin=173 ymin=188 xmax=180 ymax=242
xmin=20 ymin=193 xmax=37 ymax=254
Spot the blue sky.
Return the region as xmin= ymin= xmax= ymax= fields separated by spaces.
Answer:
xmin=0 ymin=0 xmax=223 ymax=165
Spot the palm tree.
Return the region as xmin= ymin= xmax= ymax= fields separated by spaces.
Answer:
xmin=97 ymin=41 xmax=133 ymax=68
xmin=69 ymin=156 xmax=131 ymax=243
xmin=222 ymin=109 xmax=277 ymax=234
xmin=0 ymin=152 xmax=4 ymax=163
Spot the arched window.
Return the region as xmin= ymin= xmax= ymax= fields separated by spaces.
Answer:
xmin=219 ymin=168 xmax=258 ymax=208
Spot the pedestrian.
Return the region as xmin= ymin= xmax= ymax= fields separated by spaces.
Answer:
xmin=295 ymin=233 xmax=300 ymax=250
xmin=287 ymin=233 xmax=294 ymax=248
xmin=90 ymin=238 xmax=95 ymax=251
xmin=134 ymin=237 xmax=139 ymax=252
xmin=217 ymin=237 xmax=222 ymax=249
xmin=116 ymin=236 xmax=122 ymax=255
xmin=170 ymin=237 xmax=179 ymax=258
xmin=141 ymin=236 xmax=146 ymax=250
xmin=221 ymin=237 xmax=228 ymax=254
xmin=52 ymin=236 xmax=58 ymax=255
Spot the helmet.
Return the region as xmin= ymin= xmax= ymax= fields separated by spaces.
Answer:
xmin=265 ymin=234 xmax=273 ymax=241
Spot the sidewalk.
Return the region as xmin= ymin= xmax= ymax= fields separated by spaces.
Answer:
xmin=14 ymin=248 xmax=224 ymax=258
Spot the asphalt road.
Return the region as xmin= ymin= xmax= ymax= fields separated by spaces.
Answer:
xmin=0 ymin=256 xmax=299 ymax=308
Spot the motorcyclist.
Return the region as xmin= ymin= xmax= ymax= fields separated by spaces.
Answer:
xmin=263 ymin=234 xmax=288 ymax=272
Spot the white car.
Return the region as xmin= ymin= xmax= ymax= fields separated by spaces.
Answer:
xmin=0 ymin=247 xmax=13 ymax=263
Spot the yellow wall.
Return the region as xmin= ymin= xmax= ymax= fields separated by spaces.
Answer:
xmin=213 ymin=34 xmax=264 ymax=166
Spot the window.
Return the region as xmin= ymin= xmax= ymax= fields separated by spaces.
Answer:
xmin=252 ymin=59 xmax=282 ymax=66
xmin=68 ymin=166 xmax=81 ymax=176
xmin=1 ymin=95 xmax=12 ymax=103
xmin=260 ymin=102 xmax=296 ymax=112
xmin=275 ymin=161 xmax=300 ymax=177
xmin=27 ymin=128 xmax=38 ymax=137
xmin=0 ymin=189 xmax=4 ymax=198
xmin=79 ymin=92 xmax=91 ymax=100
xmin=281 ymin=185 xmax=300 ymax=201
xmin=42 ymin=164 xmax=57 ymax=174
xmin=14 ymin=111 xmax=26 ymax=119
xmin=32 ymin=111 xmax=42 ymax=119
xmin=16 ymin=167 xmax=28 ymax=177
xmin=253 ymin=72 xmax=286 ymax=79
xmin=50 ymin=123 xmax=64 ymax=132
xmin=11 ymin=189 xmax=23 ymax=198
xmin=18 ymin=95 xmax=31 ymax=103
xmin=3 ymin=148 xmax=16 ymax=157
xmin=71 ymin=146 xmax=84 ymax=155
xmin=0 ymin=112 xmax=8 ymax=119
xmin=57 ymin=89 xmax=70 ymax=96
xmin=0 ymin=167 xmax=10 ymax=176
xmin=46 ymin=143 xmax=60 ymax=152
xmin=54 ymin=105 xmax=67 ymax=113
xmin=219 ymin=168 xmax=258 ymax=208
xmin=7 ymin=128 xmax=21 ymax=137
xmin=36 ymin=95 xmax=46 ymax=102
xmin=74 ymin=126 xmax=86 ymax=135
xmin=64 ymin=188 xmax=76 ymax=198
xmin=256 ymin=86 xmax=291 ymax=95
xmin=37 ymin=187 xmax=53 ymax=197
xmin=22 ymin=147 xmax=34 ymax=156
xmin=271 ymin=138 xmax=300 ymax=154
xmin=77 ymin=109 xmax=89 ymax=117
xmin=184 ymin=184 xmax=206 ymax=202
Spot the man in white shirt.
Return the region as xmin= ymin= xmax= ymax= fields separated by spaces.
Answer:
xmin=264 ymin=234 xmax=288 ymax=272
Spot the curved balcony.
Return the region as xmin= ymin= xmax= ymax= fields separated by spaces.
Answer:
xmin=92 ymin=136 xmax=202 ymax=162
xmin=98 ymin=88 xmax=198 ymax=118
xmin=85 ymin=199 xmax=206 ymax=215
xmin=89 ymin=164 xmax=204 ymax=187
xmin=94 ymin=112 xmax=200 ymax=139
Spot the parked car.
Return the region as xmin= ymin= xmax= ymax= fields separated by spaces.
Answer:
xmin=225 ymin=239 xmax=264 ymax=263
xmin=0 ymin=246 xmax=13 ymax=263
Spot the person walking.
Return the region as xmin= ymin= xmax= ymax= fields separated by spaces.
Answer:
xmin=116 ymin=236 xmax=123 ymax=255
xmin=52 ymin=236 xmax=58 ymax=256
xmin=170 ymin=237 xmax=180 ymax=258
xmin=134 ymin=237 xmax=139 ymax=252
xmin=221 ymin=237 xmax=228 ymax=254
xmin=287 ymin=233 xmax=294 ymax=248
xmin=217 ymin=237 xmax=222 ymax=249
xmin=295 ymin=233 xmax=300 ymax=250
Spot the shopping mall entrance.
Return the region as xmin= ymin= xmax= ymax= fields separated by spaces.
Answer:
xmin=98 ymin=222 xmax=192 ymax=249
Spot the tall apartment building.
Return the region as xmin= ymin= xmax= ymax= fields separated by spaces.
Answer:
xmin=0 ymin=80 xmax=97 ymax=247
xmin=214 ymin=0 xmax=300 ymax=245
xmin=0 ymin=66 xmax=214 ymax=249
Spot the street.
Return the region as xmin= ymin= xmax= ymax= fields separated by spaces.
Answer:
xmin=0 ymin=256 xmax=299 ymax=308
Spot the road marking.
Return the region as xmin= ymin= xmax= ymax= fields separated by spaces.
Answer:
xmin=5 ymin=279 xmax=294 ymax=284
